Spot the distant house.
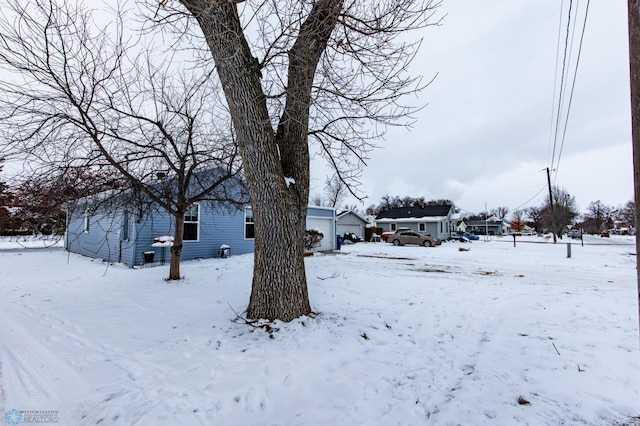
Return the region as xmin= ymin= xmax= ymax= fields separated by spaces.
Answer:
xmin=375 ymin=204 xmax=455 ymax=241
xmin=336 ymin=210 xmax=369 ymax=240
xmin=65 ymin=203 xmax=337 ymax=266
xmin=464 ymin=215 xmax=509 ymax=236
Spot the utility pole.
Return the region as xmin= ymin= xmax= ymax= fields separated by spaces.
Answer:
xmin=627 ymin=0 xmax=640 ymax=347
xmin=546 ymin=167 xmax=557 ymax=244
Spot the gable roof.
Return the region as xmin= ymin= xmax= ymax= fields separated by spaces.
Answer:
xmin=337 ymin=210 xmax=369 ymax=223
xmin=375 ymin=204 xmax=453 ymax=220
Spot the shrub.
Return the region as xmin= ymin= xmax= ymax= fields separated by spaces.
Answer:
xmin=304 ymin=229 xmax=324 ymax=251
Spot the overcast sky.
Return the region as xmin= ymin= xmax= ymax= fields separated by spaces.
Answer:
xmin=312 ymin=0 xmax=633 ymax=215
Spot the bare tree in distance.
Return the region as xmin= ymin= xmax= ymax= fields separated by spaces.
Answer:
xmin=148 ymin=0 xmax=442 ymax=320
xmin=617 ymin=199 xmax=636 ymax=230
xmin=526 ymin=206 xmax=543 ymax=232
xmin=0 ymin=0 xmax=245 ymax=280
xmin=583 ymin=200 xmax=614 ymax=233
xmin=324 ymin=175 xmax=348 ymax=208
xmin=490 ymin=206 xmax=509 ymax=219
xmin=541 ymin=186 xmax=579 ymax=237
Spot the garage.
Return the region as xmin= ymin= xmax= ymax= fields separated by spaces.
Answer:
xmin=306 ymin=206 xmax=336 ymax=251
xmin=336 ymin=210 xmax=369 ymax=240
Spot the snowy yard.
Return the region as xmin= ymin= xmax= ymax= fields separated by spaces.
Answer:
xmin=1 ymin=235 xmax=639 ymax=425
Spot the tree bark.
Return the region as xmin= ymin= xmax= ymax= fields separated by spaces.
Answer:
xmin=627 ymin=0 xmax=640 ymax=347
xmin=179 ymin=0 xmax=343 ymax=320
xmin=169 ymin=210 xmax=184 ymax=280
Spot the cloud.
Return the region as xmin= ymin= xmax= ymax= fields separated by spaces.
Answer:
xmin=319 ymin=0 xmax=632 ymax=215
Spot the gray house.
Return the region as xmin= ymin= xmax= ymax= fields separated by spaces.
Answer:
xmin=336 ymin=210 xmax=369 ymax=240
xmin=464 ymin=216 xmax=509 ymax=236
xmin=65 ymin=204 xmax=337 ymax=266
xmin=375 ymin=204 xmax=455 ymax=241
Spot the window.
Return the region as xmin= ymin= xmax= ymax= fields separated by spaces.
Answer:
xmin=244 ymin=207 xmax=254 ymax=239
xmin=83 ymin=212 xmax=90 ymax=233
xmin=121 ymin=212 xmax=129 ymax=241
xmin=390 ymin=223 xmax=396 ymax=231
xmin=183 ymin=204 xmax=199 ymax=241
xmin=419 ymin=223 xmax=426 ymax=232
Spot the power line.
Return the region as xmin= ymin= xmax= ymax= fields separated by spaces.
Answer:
xmin=550 ymin=0 xmax=574 ymax=173
xmin=555 ymin=0 xmax=591 ymax=180
xmin=548 ymin=0 xmax=566 ymax=164
xmin=548 ymin=0 xmax=591 ymax=182
xmin=510 ymin=184 xmax=548 ymax=212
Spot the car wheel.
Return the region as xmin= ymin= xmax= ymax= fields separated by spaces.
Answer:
xmin=392 ymin=239 xmax=401 ymax=246
xmin=423 ymin=240 xmax=432 ymax=247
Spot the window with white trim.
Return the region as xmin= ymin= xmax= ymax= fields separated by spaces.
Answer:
xmin=390 ymin=223 xmax=396 ymax=231
xmin=419 ymin=223 xmax=426 ymax=232
xmin=183 ymin=204 xmax=199 ymax=241
xmin=244 ymin=207 xmax=254 ymax=239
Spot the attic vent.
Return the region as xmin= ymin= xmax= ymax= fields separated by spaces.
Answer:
xmin=157 ymin=172 xmax=166 ymax=179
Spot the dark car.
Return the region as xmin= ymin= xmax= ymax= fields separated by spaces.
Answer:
xmin=389 ymin=231 xmax=439 ymax=247
xmin=342 ymin=232 xmax=362 ymax=243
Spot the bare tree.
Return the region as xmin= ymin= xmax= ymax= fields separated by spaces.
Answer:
xmin=0 ymin=0 xmax=245 ymax=280
xmin=310 ymin=193 xmax=324 ymax=207
xmin=0 ymin=159 xmax=13 ymax=234
xmin=540 ymin=186 xmax=579 ymax=236
xmin=154 ymin=0 xmax=441 ymax=320
xmin=490 ymin=206 xmax=509 ymax=219
xmin=526 ymin=206 xmax=543 ymax=232
xmin=583 ymin=200 xmax=614 ymax=233
xmin=617 ymin=199 xmax=636 ymax=229
xmin=324 ymin=174 xmax=348 ymax=208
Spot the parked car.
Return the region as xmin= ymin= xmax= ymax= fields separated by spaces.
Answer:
xmin=389 ymin=231 xmax=439 ymax=247
xmin=600 ymin=231 xmax=610 ymax=237
xmin=566 ymin=230 xmax=582 ymax=239
xmin=451 ymin=232 xmax=479 ymax=241
xmin=381 ymin=227 xmax=410 ymax=242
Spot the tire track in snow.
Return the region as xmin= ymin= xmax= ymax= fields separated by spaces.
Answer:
xmin=0 ymin=310 xmax=96 ymax=423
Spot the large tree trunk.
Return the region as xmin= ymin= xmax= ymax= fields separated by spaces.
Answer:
xmin=169 ymin=211 xmax=184 ymax=280
xmin=180 ymin=0 xmax=342 ymax=320
xmin=628 ymin=0 xmax=640 ymax=346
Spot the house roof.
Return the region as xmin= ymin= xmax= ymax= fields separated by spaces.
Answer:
xmin=375 ymin=204 xmax=453 ymax=221
xmin=337 ymin=210 xmax=369 ymax=224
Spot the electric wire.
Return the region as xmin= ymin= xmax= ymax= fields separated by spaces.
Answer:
xmin=554 ymin=0 xmax=590 ymax=181
xmin=549 ymin=0 xmax=590 ymax=182
xmin=550 ymin=0 xmax=574 ymax=173
xmin=548 ymin=0 xmax=565 ymax=164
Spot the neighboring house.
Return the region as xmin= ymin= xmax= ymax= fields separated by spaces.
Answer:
xmin=465 ymin=215 xmax=509 ymax=236
xmin=65 ymin=204 xmax=336 ymax=266
xmin=375 ymin=204 xmax=455 ymax=241
xmin=450 ymin=212 xmax=464 ymax=233
xmin=336 ymin=210 xmax=369 ymax=240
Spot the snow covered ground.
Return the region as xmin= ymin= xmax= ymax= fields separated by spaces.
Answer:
xmin=0 ymin=235 xmax=639 ymax=425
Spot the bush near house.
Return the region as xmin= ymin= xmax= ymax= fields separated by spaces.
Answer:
xmin=304 ymin=229 xmax=324 ymax=251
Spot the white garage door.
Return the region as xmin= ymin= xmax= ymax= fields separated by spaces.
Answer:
xmin=306 ymin=217 xmax=335 ymax=251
